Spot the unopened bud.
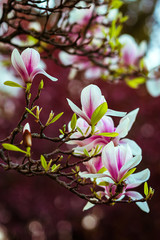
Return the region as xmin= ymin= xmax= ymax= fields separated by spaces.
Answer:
xmin=23 ymin=123 xmax=32 ymax=148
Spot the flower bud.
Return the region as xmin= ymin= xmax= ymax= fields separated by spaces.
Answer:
xmin=23 ymin=123 xmax=32 ymax=148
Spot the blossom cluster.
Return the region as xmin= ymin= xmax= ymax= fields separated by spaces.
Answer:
xmin=67 ymin=84 xmax=150 ymax=212
xmin=59 ymin=2 xmax=148 ymax=89
xmin=1 ymin=47 xmax=153 ymax=215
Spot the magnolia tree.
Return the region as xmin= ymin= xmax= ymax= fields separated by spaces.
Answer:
xmin=0 ymin=0 xmax=160 ymax=95
xmin=0 ymin=0 xmax=156 ymax=218
xmin=0 ymin=48 xmax=153 ymax=214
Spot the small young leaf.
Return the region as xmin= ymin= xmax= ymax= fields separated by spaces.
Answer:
xmin=97 ymin=132 xmax=119 ymax=137
xmin=119 ymin=168 xmax=136 ymax=184
xmin=59 ymin=129 xmax=64 ymax=135
xmin=40 ymin=155 xmax=47 ymax=170
xmin=126 ymin=77 xmax=146 ymax=89
xmin=76 ymin=126 xmax=84 ymax=136
xmin=2 ymin=143 xmax=27 ymax=154
xmin=4 ymin=81 xmax=25 ymax=89
xmin=98 ymin=181 xmax=109 ymax=186
xmin=71 ymin=113 xmax=77 ymax=130
xmin=91 ymin=102 xmax=108 ymax=126
xmin=46 ymin=159 xmax=53 ymax=171
xmin=83 ymin=149 xmax=90 ymax=157
xmin=25 ymin=108 xmax=37 ymax=118
xmin=144 ymin=182 xmax=149 ymax=196
xmin=49 ymin=112 xmax=64 ymax=125
xmin=97 ymin=166 xmax=107 ymax=174
xmin=111 ymin=0 xmax=123 ymax=9
xmin=51 ymin=164 xmax=60 ymax=172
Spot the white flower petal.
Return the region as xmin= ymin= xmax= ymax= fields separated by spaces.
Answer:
xmin=120 ymin=138 xmax=142 ymax=155
xmin=126 ymin=191 xmax=150 ymax=213
xmin=106 ymin=109 xmax=127 ymax=117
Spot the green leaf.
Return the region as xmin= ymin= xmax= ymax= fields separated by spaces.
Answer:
xmin=2 ymin=143 xmax=27 ymax=154
xmin=71 ymin=113 xmax=77 ymax=130
xmin=120 ymin=15 xmax=129 ymax=23
xmin=51 ymin=164 xmax=60 ymax=172
xmin=97 ymin=166 xmax=107 ymax=174
xmin=91 ymin=102 xmax=108 ymax=126
xmin=126 ymin=77 xmax=146 ymax=89
xmin=59 ymin=129 xmax=64 ymax=135
xmin=4 ymin=81 xmax=24 ymax=89
xmin=76 ymin=126 xmax=84 ymax=136
xmin=119 ymin=168 xmax=136 ymax=184
xmin=144 ymin=182 xmax=149 ymax=196
xmin=111 ymin=0 xmax=123 ymax=9
xmin=46 ymin=159 xmax=52 ymax=171
xmin=98 ymin=181 xmax=109 ymax=186
xmin=83 ymin=149 xmax=90 ymax=157
xmin=40 ymin=155 xmax=47 ymax=170
xmin=97 ymin=132 xmax=119 ymax=137
xmin=25 ymin=108 xmax=37 ymax=118
xmin=49 ymin=112 xmax=64 ymax=125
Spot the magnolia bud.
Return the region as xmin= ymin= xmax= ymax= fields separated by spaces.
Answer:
xmin=23 ymin=123 xmax=32 ymax=148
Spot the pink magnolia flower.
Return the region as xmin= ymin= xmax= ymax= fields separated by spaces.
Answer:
xmin=101 ymin=174 xmax=150 ymax=212
xmin=11 ymin=48 xmax=58 ymax=83
xmin=119 ymin=34 xmax=146 ymax=66
xmin=101 ymin=142 xmax=142 ymax=183
xmin=68 ymin=108 xmax=141 ymax=156
xmin=81 ymin=142 xmax=150 ymax=212
xmin=67 ymin=84 xmax=126 ymax=125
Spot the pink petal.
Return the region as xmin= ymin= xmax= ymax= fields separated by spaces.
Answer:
xmin=81 ymin=84 xmax=106 ymax=119
xmin=67 ymin=99 xmax=91 ymax=124
xmin=96 ymin=116 xmax=115 ymax=133
xmin=102 ymin=142 xmax=119 ymax=181
xmin=84 ymin=156 xmax=103 ymax=173
xmin=11 ymin=49 xmax=29 ymax=82
xmin=115 ymin=144 xmax=132 ymax=171
xmin=21 ymin=48 xmax=40 ymax=75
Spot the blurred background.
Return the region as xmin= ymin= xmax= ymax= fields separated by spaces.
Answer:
xmin=0 ymin=0 xmax=160 ymax=239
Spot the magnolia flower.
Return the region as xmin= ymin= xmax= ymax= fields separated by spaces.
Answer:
xmin=119 ymin=34 xmax=147 ymax=66
xmin=102 ymin=142 xmax=142 ymax=183
xmin=11 ymin=48 xmax=58 ymax=83
xmin=81 ymin=142 xmax=150 ymax=212
xmin=67 ymin=84 xmax=126 ymax=125
xmin=101 ymin=176 xmax=150 ymax=213
xmin=67 ymin=115 xmax=116 ymax=154
xmin=68 ymin=108 xmax=141 ymax=156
